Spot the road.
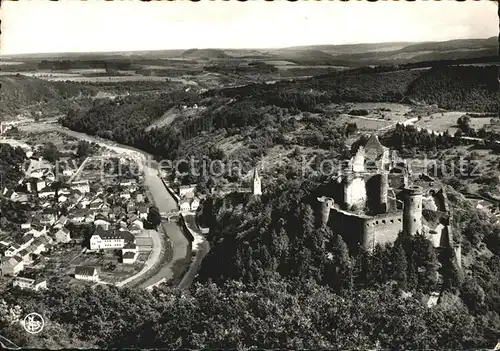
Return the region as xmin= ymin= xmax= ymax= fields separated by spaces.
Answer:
xmin=178 ymin=214 xmax=210 ymax=289
xmin=20 ymin=123 xmax=191 ymax=289
xmin=0 ymin=335 xmax=20 ymax=350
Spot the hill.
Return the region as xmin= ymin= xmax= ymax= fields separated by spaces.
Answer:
xmin=181 ymin=48 xmax=231 ymax=59
xmin=3 ymin=37 xmax=494 ymax=68
xmin=0 ymin=75 xmax=96 ymax=119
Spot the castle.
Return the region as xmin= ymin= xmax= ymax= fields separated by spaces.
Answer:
xmin=317 ymin=134 xmax=461 ymax=265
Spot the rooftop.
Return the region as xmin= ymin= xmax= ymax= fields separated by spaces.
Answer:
xmin=74 ymin=266 xmax=96 ymax=276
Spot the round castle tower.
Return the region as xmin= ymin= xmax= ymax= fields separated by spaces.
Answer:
xmin=378 ymin=171 xmax=389 ymax=213
xmin=317 ymin=196 xmax=335 ymax=226
xmin=402 ymin=185 xmax=423 ymax=236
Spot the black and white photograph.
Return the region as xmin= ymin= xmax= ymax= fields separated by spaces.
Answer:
xmin=0 ymin=0 xmax=499 ymax=349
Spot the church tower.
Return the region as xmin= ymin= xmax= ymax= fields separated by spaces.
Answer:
xmin=252 ymin=166 xmax=262 ymax=196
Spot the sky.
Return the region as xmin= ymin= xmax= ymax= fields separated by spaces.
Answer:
xmin=0 ymin=0 xmax=497 ymax=55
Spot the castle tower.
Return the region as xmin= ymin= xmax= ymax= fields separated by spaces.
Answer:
xmin=378 ymin=171 xmax=389 ymax=213
xmin=317 ymin=196 xmax=335 ymax=226
xmin=402 ymin=185 xmax=423 ymax=236
xmin=252 ymin=167 xmax=262 ymax=196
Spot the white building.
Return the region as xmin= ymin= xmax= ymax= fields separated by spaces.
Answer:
xmin=12 ymin=277 xmax=47 ymax=291
xmin=89 ymin=229 xmax=134 ymax=250
xmin=121 ymin=242 xmax=138 ymax=264
xmin=179 ymin=185 xmax=196 ymax=197
xmin=55 ymin=228 xmax=71 ymax=243
xmin=1 ymin=256 xmax=24 ymax=276
xmin=71 ymin=180 xmax=90 ymax=194
xmin=190 ymin=197 xmax=200 ymax=211
xmin=94 ymin=219 xmax=111 ymax=231
xmin=62 ymin=169 xmax=74 ymax=177
xmin=74 ymin=266 xmax=99 ymax=282
xmin=180 ymin=200 xmax=191 ymax=212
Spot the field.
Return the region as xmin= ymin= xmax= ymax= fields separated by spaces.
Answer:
xmin=414 ymin=111 xmax=493 ymax=134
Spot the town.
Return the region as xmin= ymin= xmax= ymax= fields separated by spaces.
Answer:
xmin=0 ymin=129 xmax=207 ymax=290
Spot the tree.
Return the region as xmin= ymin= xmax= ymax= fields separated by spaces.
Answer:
xmin=389 ymin=240 xmax=408 ymax=289
xmin=441 ymin=247 xmax=463 ymax=293
xmin=41 ymin=142 xmax=60 ymax=163
xmin=412 ymin=234 xmax=439 ymax=292
xmin=460 ymin=277 xmax=485 ymax=312
xmin=147 ymin=206 xmax=162 ymax=229
xmin=76 ymin=140 xmax=92 ymax=158
xmin=325 ymin=234 xmax=352 ymax=291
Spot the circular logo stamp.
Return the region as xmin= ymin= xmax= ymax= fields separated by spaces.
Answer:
xmin=23 ymin=313 xmax=44 ymax=334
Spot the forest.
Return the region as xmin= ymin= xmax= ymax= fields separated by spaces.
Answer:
xmin=0 ymin=144 xmax=27 ymax=191
xmin=59 ymin=65 xmax=500 ymax=172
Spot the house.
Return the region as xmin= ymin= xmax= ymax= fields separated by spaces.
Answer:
xmin=89 ymin=228 xmax=135 ymax=250
xmin=179 ymin=185 xmax=196 ymax=197
xmin=121 ymin=242 xmax=138 ymax=264
xmin=84 ymin=213 xmax=95 ymax=223
xmin=129 ymin=219 xmax=144 ymax=233
xmin=190 ymin=197 xmax=200 ymax=211
xmin=35 ymin=179 xmax=46 ymax=192
xmin=74 ymin=266 xmax=98 ymax=282
xmin=94 ymin=219 xmax=111 ymax=231
xmin=79 ymin=195 xmax=92 ymax=208
xmin=55 ymin=227 xmax=71 ymax=243
xmin=70 ymin=190 xmax=84 ymax=203
xmin=125 ymin=201 xmax=136 ymax=213
xmin=1 ymin=256 xmax=25 ymax=276
xmin=19 ymin=234 xmax=35 ymax=251
xmin=43 ymin=170 xmax=55 ymax=183
xmin=93 ymin=185 xmax=104 ymax=196
xmin=137 ymin=205 xmax=148 ymax=219
xmin=53 ymin=215 xmax=68 ymax=230
xmin=21 ymin=220 xmax=32 ymax=230
xmin=136 ymin=194 xmax=144 ymax=203
xmin=120 ymin=179 xmax=137 ymax=187
xmin=39 ymin=213 xmax=56 ymax=226
xmin=18 ymin=249 xmax=31 ymax=263
xmin=24 ymin=225 xmax=47 ymax=238
xmin=69 ymin=209 xmax=88 ymax=223
xmin=180 ymin=200 xmax=191 ymax=212
xmin=4 ymin=244 xmax=21 ymax=257
xmin=119 ymin=192 xmax=131 ymax=200
xmin=62 ymin=169 xmax=74 ymax=177
xmin=94 ymin=212 xmax=109 ymax=221
xmin=12 ymin=277 xmax=47 ymax=291
xmin=58 ymin=194 xmax=68 ymax=203
xmin=38 ymin=189 xmax=55 ymax=198
xmin=71 ymin=180 xmax=90 ymax=194
xmin=30 ymin=237 xmax=47 ymax=255
xmin=3 ymin=189 xmax=18 ymax=201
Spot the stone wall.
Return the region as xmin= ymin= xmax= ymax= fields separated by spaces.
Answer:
xmin=327 ymin=206 xmax=403 ymax=253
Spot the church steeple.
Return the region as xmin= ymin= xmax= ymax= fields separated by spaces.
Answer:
xmin=252 ymin=164 xmax=262 ymax=196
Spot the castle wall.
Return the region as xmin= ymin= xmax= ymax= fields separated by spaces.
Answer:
xmin=328 ymin=206 xmax=403 ymax=253
xmin=370 ymin=212 xmax=403 ymax=248
xmin=328 ymin=207 xmax=373 ymax=253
